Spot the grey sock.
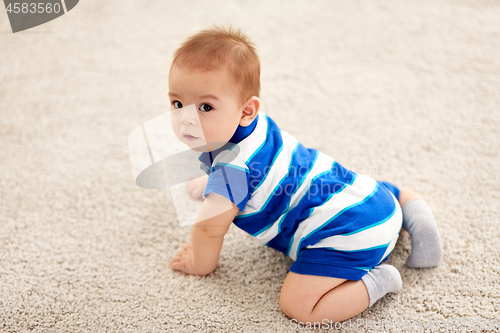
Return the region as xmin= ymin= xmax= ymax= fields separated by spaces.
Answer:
xmin=361 ymin=264 xmax=402 ymax=307
xmin=402 ymin=198 xmax=443 ymax=268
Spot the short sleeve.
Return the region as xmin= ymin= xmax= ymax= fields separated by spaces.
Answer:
xmin=202 ymin=149 xmax=250 ymax=211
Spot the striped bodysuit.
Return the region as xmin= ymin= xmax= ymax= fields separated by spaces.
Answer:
xmin=199 ymin=112 xmax=402 ymax=280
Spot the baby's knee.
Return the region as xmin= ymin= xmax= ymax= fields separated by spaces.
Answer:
xmin=279 ymin=287 xmax=295 ymax=319
xmin=279 ymin=287 xmax=311 ymax=323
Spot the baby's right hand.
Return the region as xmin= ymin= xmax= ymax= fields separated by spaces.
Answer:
xmin=185 ymin=175 xmax=208 ymax=201
xmin=171 ymin=243 xmax=199 ymax=275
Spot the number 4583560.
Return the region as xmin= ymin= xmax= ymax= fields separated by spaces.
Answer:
xmin=6 ymin=2 xmax=62 ymax=14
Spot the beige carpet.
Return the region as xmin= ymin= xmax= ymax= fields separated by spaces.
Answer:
xmin=1 ymin=1 xmax=499 ymax=332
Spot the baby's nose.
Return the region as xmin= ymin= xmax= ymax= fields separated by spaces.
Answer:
xmin=179 ymin=105 xmax=198 ymax=125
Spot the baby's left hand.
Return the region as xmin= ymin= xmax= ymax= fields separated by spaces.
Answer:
xmin=171 ymin=243 xmax=199 ymax=275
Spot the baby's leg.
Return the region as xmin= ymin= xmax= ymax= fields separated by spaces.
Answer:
xmin=398 ymin=188 xmax=443 ymax=268
xmin=279 ymin=265 xmax=401 ymax=323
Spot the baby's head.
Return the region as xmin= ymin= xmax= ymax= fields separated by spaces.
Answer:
xmin=168 ymin=26 xmax=260 ymax=151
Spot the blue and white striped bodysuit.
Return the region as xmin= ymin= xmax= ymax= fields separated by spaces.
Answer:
xmin=199 ymin=112 xmax=402 ymax=280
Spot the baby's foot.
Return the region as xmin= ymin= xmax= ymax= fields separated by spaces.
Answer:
xmin=361 ymin=264 xmax=402 ymax=307
xmin=402 ymin=198 xmax=443 ymax=268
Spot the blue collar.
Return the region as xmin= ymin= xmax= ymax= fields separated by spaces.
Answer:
xmin=198 ymin=114 xmax=259 ymax=169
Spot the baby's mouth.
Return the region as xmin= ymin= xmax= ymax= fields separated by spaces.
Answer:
xmin=183 ymin=133 xmax=199 ymax=141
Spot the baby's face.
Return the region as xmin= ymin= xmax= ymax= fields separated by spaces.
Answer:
xmin=168 ymin=64 xmax=243 ymax=151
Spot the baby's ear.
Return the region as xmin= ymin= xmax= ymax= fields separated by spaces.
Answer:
xmin=240 ymin=96 xmax=260 ymax=127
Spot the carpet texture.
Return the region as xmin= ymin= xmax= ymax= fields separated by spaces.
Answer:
xmin=1 ymin=1 xmax=499 ymax=332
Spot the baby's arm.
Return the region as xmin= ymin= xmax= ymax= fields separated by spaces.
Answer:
xmin=171 ymin=192 xmax=239 ymax=275
xmin=186 ymin=174 xmax=208 ymax=201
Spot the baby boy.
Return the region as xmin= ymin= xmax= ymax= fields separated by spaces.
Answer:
xmin=169 ymin=26 xmax=443 ymax=323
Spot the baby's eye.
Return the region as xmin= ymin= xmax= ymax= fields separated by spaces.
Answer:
xmin=199 ymin=104 xmax=213 ymax=112
xmin=173 ymin=101 xmax=183 ymax=109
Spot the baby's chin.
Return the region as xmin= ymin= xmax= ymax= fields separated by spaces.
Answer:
xmin=179 ymin=139 xmax=233 ymax=152
xmin=188 ymin=145 xmax=210 ymax=152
